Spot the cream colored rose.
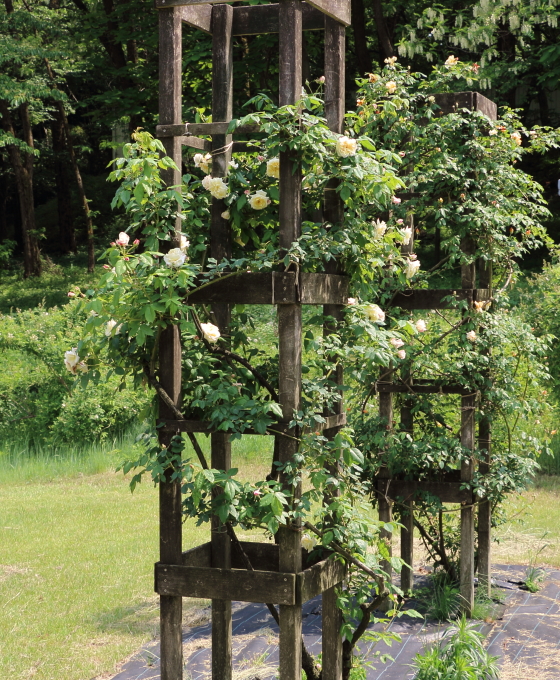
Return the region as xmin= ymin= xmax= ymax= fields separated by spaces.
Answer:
xmin=64 ymin=348 xmax=80 ymax=368
xmin=266 ymin=158 xmax=280 ymax=179
xmin=467 ymin=330 xmax=477 ymax=342
xmin=194 ymin=153 xmax=211 ymax=174
xmin=301 ymin=534 xmax=318 ymax=551
xmin=445 ymin=55 xmax=459 ymax=65
xmin=390 ymin=338 xmax=404 ymax=348
xmin=415 ymin=319 xmax=427 ymax=333
xmin=397 ymin=349 xmax=406 ymax=360
xmin=511 ymin=132 xmax=522 ymax=146
xmin=249 ymin=190 xmax=269 ymax=210
xmin=221 ymin=210 xmax=230 ymax=220
xmin=385 ymin=81 xmax=397 ymax=94
xmin=179 ymin=235 xmax=190 ymax=252
xmin=384 ymin=56 xmax=397 ymax=65
xmin=202 ymin=175 xmax=213 ymax=190
xmin=365 ymin=304 xmax=385 ymax=323
xmin=374 ymin=219 xmax=387 ymax=239
xmin=164 ymin=248 xmax=186 ymax=268
xmin=207 ymin=177 xmax=230 ymax=199
xmin=401 ymin=226 xmax=413 ymax=245
xmin=406 ymin=259 xmax=421 ymax=279
xmin=336 ymin=135 xmax=358 ymax=158
xmin=105 ymin=319 xmax=118 ymax=337
xmin=200 ymin=322 xmax=221 ymax=343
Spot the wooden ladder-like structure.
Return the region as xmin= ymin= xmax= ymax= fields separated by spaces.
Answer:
xmin=154 ymin=1 xmax=351 ymax=679
xmin=375 ymin=92 xmax=498 ymax=613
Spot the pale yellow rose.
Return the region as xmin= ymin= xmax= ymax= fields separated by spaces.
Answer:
xmin=164 ymin=248 xmax=186 ymax=268
xmin=365 ymin=304 xmax=385 ymax=323
xmin=385 ymin=81 xmax=397 ymax=94
xmin=336 ymin=135 xmax=358 ymax=158
xmin=200 ymin=322 xmax=221 ymax=343
xmin=266 ymin=158 xmax=280 ymax=179
xmin=249 ymin=190 xmax=269 ymax=210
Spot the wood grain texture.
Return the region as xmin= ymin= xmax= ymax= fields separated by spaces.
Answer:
xmin=179 ymin=135 xmax=212 ymax=151
xmin=155 ymin=563 xmax=297 ymax=604
xmin=298 ymin=557 xmax=346 ymax=603
xmin=400 ymin=501 xmax=414 ymax=595
xmin=376 ymin=382 xmax=470 ymax=395
xmin=232 ymin=2 xmax=324 ymax=35
xmin=180 ymin=3 xmax=212 ymax=32
xmin=188 ymin=122 xmax=259 ymax=135
xmin=391 ymin=288 xmax=491 ymax=310
xmin=434 ymin=92 xmax=498 ymax=120
xmin=377 ymin=479 xmax=473 ymax=504
xmin=187 ymin=272 xmax=349 ymax=305
xmin=305 ymin=0 xmax=351 ymax=25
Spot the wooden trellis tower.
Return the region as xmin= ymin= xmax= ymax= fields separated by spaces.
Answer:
xmin=154 ymin=1 xmax=351 ymax=679
xmin=375 ymin=92 xmax=498 ymax=613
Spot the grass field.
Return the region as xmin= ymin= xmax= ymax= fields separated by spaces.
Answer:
xmin=0 ymin=435 xmax=271 ymax=680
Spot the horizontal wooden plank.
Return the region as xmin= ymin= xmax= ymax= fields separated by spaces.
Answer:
xmin=300 ymin=273 xmax=349 ymax=305
xmin=434 ymin=92 xmax=498 ymax=121
xmin=232 ymin=3 xmax=324 ymax=35
xmin=180 ymin=3 xmax=212 ymax=32
xmin=376 ymin=383 xmax=470 ymax=395
xmin=182 ymin=542 xmax=212 ymax=567
xmin=391 ymin=288 xmax=490 ymax=310
xmin=180 ymin=135 xmax=211 ymax=151
xmin=156 ymin=123 xmax=188 ymax=137
xmin=377 ymin=479 xmax=472 ymax=504
xmin=187 ymin=272 xmax=350 ymax=305
xmin=305 ymin=0 xmax=350 ymax=25
xmin=188 ymin=122 xmax=260 ymax=136
xmin=159 ymin=413 xmax=346 ymax=435
xmin=231 ymin=541 xmax=279 ymax=571
xmin=298 ymin=556 xmax=346 ymax=603
xmin=155 ymin=562 xmax=297 ymax=604
xmin=156 ymin=0 xmax=231 ymax=8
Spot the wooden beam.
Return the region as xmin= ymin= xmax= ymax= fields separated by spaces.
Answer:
xmin=377 ymin=479 xmax=473 ymax=504
xmin=391 ymin=288 xmax=491 ymax=310
xmin=376 ymin=382 xmax=471 ymax=395
xmin=232 ymin=3 xmax=324 ymax=35
xmin=434 ymin=92 xmax=498 ymax=121
xmin=186 ymin=272 xmax=349 ymax=305
xmin=180 ymin=3 xmax=212 ymax=32
xmin=298 ymin=557 xmax=346 ymax=603
xmin=155 ymin=563 xmax=298 ymax=605
xmin=305 ymin=0 xmax=350 ymax=25
xmin=179 ymin=135 xmax=211 ymax=151
xmin=155 ymin=122 xmax=260 ymax=137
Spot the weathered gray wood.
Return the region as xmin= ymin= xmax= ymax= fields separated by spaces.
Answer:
xmin=155 ymin=563 xmax=298 ymax=604
xmin=182 ymin=542 xmax=212 ymax=567
xmin=158 ymin=9 xmax=183 ymax=678
xmin=434 ymin=92 xmax=498 ymax=121
xmin=189 ymin=122 xmax=260 ymax=135
xmin=400 ymin=502 xmax=414 ymax=596
xmin=278 ymin=2 xmax=303 ymax=677
xmin=187 ymin=272 xmax=349 ymax=305
xmin=180 ymin=3 xmax=212 ymax=32
xmin=377 ymin=479 xmax=473 ymax=504
xmin=378 ymin=373 xmax=393 ymax=601
xmin=376 ymin=382 xmax=470 ymax=395
xmin=232 ymin=2 xmax=324 ymax=35
xmin=211 ymin=10 xmax=234 ymax=678
xmin=392 ymin=288 xmax=491 ymax=310
xmin=180 ymin=135 xmax=212 ymax=151
xmin=298 ymin=557 xmax=346 ymax=603
xmin=158 ymin=323 xmax=183 ymax=680
xmin=477 ymin=259 xmax=492 ymax=597
xmin=305 ymin=0 xmax=350 ymax=25
xmin=159 ymin=412 xmax=346 ymax=435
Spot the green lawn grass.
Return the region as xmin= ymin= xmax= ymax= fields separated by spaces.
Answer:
xmin=0 ymin=435 xmax=271 ymax=680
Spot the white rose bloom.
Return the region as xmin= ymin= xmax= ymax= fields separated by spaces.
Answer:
xmin=385 ymin=81 xmax=397 ymax=94
xmin=179 ymin=235 xmax=190 ymax=253
xmin=445 ymin=55 xmax=459 ymax=65
xmin=229 ymin=160 xmax=239 ymax=169
xmin=365 ymin=304 xmax=385 ymax=323
xmin=195 ymin=153 xmax=212 ymax=174
xmin=301 ymin=534 xmax=318 ymax=552
xmin=105 ymin=319 xmax=118 ymax=337
xmin=164 ymin=248 xmax=187 ymax=268
xmin=200 ymin=322 xmax=221 ymax=343
xmin=116 ymin=231 xmax=130 ymax=246
xmin=415 ymin=319 xmax=427 ymax=333
xmin=206 ymin=177 xmax=230 ymax=200
xmin=221 ymin=210 xmax=230 ymax=220
xmin=202 ymin=174 xmax=213 ymax=190
xmin=467 ymin=330 xmax=477 ymax=342
xmin=347 ymin=297 xmax=357 ymax=305
xmin=64 ymin=348 xmax=80 ymax=368
xmin=266 ymin=157 xmax=280 ymax=179
xmin=193 ymin=153 xmax=204 ymax=166
xmin=374 ymin=219 xmax=387 ymax=239
xmin=249 ymin=190 xmax=269 ymax=210
xmin=405 ymin=259 xmax=421 ymax=279
xmin=390 ymin=338 xmax=404 ymax=348
xmin=336 ymin=135 xmax=358 ymax=158
xmin=401 ymin=226 xmax=413 ymax=245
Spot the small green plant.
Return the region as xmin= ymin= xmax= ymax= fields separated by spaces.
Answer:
xmin=523 ymin=565 xmax=546 ymax=593
xmin=412 ymin=615 xmax=499 ymax=679
xmin=426 ymin=572 xmax=462 ymax=621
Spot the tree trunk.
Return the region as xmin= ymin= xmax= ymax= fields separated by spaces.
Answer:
xmin=0 ymin=100 xmax=42 ymax=277
xmin=372 ymin=0 xmax=394 ymax=61
xmin=51 ymin=108 xmax=76 ymax=253
xmin=45 ymin=60 xmax=95 ymax=271
xmin=351 ymin=0 xmax=370 ymax=76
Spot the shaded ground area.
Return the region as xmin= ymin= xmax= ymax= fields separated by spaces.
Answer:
xmin=108 ymin=565 xmax=560 ymax=680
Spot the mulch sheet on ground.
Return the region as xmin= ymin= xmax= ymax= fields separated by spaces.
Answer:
xmin=108 ymin=564 xmax=560 ymax=680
